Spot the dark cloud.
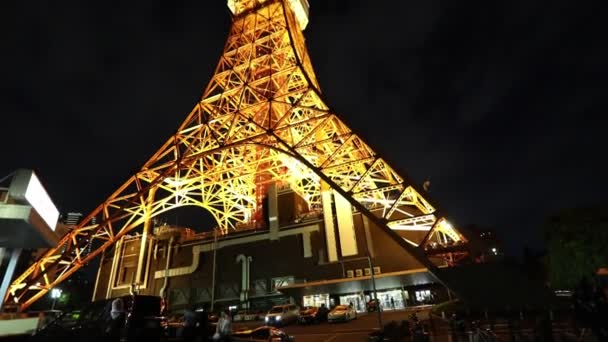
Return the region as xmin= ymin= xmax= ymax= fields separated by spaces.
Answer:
xmin=1 ymin=0 xmax=606 ymax=255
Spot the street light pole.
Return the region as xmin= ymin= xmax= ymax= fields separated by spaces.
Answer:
xmin=341 ymin=255 xmax=383 ymax=329
xmin=359 ymin=216 xmax=383 ymax=329
xmin=50 ymin=288 xmax=62 ymax=310
xmin=367 ymin=256 xmax=382 ymax=328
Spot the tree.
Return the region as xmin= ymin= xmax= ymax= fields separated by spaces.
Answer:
xmin=544 ymin=204 xmax=608 ymax=289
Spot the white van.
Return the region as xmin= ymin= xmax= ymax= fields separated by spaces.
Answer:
xmin=264 ymin=304 xmax=299 ymax=326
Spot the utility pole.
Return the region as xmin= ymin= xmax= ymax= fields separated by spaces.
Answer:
xmin=367 ymin=256 xmax=382 ymax=328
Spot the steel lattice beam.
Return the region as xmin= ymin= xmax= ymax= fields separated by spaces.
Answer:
xmin=4 ymin=0 xmax=469 ymax=311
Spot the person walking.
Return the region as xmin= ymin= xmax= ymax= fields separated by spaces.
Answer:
xmin=214 ymin=310 xmax=232 ymax=341
xmin=107 ymin=297 xmax=125 ymax=342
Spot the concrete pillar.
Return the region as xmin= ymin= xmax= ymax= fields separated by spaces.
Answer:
xmin=362 ymin=215 xmax=375 ymax=257
xmin=267 ymin=183 xmax=279 ymax=240
xmin=334 ymin=190 xmax=357 ymax=257
xmin=302 ymin=231 xmax=312 ymax=257
xmin=236 ymin=254 xmax=247 ymax=305
xmin=0 ymin=248 xmax=22 ymax=311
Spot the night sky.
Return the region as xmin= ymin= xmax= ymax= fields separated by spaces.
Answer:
xmin=2 ymin=0 xmax=606 ymax=256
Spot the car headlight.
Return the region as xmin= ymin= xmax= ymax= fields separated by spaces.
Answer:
xmin=265 ymin=316 xmax=269 ymax=322
xmin=276 ymin=315 xmax=281 ymax=321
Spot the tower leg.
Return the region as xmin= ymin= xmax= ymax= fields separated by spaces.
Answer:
xmin=135 ymin=188 xmax=157 ymax=288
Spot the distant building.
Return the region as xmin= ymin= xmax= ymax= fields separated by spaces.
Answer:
xmin=463 ymin=224 xmax=504 ymax=262
xmin=60 ymin=212 xmax=97 ymax=227
xmin=63 ymin=212 xmax=83 ymax=226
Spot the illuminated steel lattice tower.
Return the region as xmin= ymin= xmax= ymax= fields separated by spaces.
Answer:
xmin=5 ymin=0 xmax=469 ymax=311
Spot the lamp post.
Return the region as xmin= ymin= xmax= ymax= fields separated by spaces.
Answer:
xmin=367 ymin=256 xmax=382 ymax=328
xmin=341 ymin=256 xmax=382 ymax=329
xmin=359 ymin=216 xmax=383 ymax=329
xmin=50 ymin=288 xmax=62 ymax=310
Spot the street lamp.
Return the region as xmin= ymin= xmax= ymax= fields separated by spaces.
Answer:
xmin=50 ymin=288 xmax=62 ymax=310
xmin=340 ymin=256 xmax=383 ymax=329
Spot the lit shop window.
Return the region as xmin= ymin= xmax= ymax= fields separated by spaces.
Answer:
xmin=415 ymin=289 xmax=431 ymax=302
xmin=303 ymin=294 xmax=329 ymax=308
xmin=271 ymin=276 xmax=295 ymax=292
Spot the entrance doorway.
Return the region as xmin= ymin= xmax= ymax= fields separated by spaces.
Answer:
xmin=339 ymin=293 xmax=366 ymax=312
xmin=377 ymin=289 xmax=405 ymax=310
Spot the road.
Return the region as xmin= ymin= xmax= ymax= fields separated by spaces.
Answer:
xmin=232 ymin=307 xmax=576 ymax=341
xmin=233 ymin=308 xmax=432 ymax=342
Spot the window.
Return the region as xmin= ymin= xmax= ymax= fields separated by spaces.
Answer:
xmin=121 ymin=268 xmax=128 ymax=283
xmin=415 ymin=290 xmax=431 ymax=302
xmin=269 ymin=307 xmax=283 ymax=314
xmin=303 ymin=294 xmax=329 ymax=308
xmin=117 ymin=266 xmax=135 ymax=286
xmin=271 ymin=276 xmax=295 ymax=291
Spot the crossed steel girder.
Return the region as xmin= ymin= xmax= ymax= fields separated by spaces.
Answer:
xmin=4 ymin=0 xmax=468 ymax=311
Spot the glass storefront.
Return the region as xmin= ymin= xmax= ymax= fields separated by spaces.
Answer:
xmin=303 ymin=293 xmax=329 ymax=308
xmin=339 ymin=293 xmax=366 ymax=312
xmin=301 ymin=285 xmax=438 ymax=313
xmin=376 ymin=289 xmax=405 ymax=310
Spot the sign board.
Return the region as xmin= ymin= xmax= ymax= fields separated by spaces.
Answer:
xmin=0 ymin=169 xmax=60 ymax=247
xmin=8 ymin=169 xmax=59 ymax=231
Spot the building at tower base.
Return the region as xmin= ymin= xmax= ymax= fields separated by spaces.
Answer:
xmin=92 ymin=184 xmax=451 ymax=313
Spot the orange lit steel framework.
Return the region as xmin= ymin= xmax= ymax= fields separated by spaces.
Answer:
xmin=4 ymin=0 xmax=469 ymax=311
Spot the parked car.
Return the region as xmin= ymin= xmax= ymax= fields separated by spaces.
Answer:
xmin=232 ymin=325 xmax=295 ymax=341
xmin=327 ymin=305 xmax=357 ymax=323
xmin=233 ymin=310 xmax=261 ymax=321
xmin=366 ymin=299 xmax=381 ymax=312
xmin=208 ymin=312 xmax=220 ymax=323
xmin=30 ymin=295 xmax=165 ymax=342
xmin=162 ymin=313 xmax=184 ymax=338
xmin=264 ymin=304 xmax=299 ymax=326
xmin=297 ymin=306 xmax=319 ymax=325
